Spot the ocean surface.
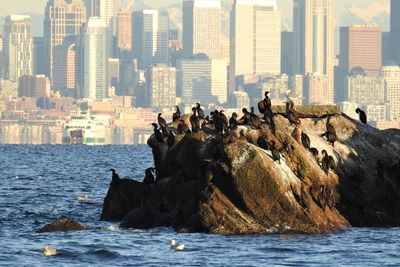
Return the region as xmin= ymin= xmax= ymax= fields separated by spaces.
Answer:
xmin=1 ymin=145 xmax=399 ymax=267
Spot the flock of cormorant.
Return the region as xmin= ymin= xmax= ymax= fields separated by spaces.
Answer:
xmin=112 ymin=92 xmax=368 ymax=188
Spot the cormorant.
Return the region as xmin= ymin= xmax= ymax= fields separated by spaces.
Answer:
xmin=321 ymin=116 xmax=337 ymax=146
xmin=172 ymin=106 xmax=181 ymax=122
xmin=355 ymin=108 xmax=367 ymax=124
xmin=167 ymin=131 xmax=175 ymax=149
xmin=309 ymin=147 xmax=319 ymax=162
xmin=291 ymin=127 xmax=302 ymax=142
xmin=286 ymin=102 xmax=301 ymax=125
xmin=143 ymin=168 xmax=155 ymax=185
xmin=214 ymin=115 xmax=224 ymax=135
xmin=321 ymin=150 xmax=330 ymax=174
xmin=258 ymin=91 xmax=272 ymax=114
xmin=157 ymin=113 xmax=167 ymax=129
xmin=240 ymin=108 xmax=251 ymax=125
xmin=110 ymin=168 xmax=120 ymax=185
xmin=190 ymin=107 xmax=200 ymax=132
xmin=151 ymin=123 xmax=164 ymax=142
xmin=177 ymin=120 xmax=189 ymax=134
xmin=301 ymin=132 xmax=311 ymax=150
xmin=270 ymin=140 xmax=281 ymax=164
xmin=328 ymin=156 xmax=336 ymax=170
xmin=229 ymin=113 xmax=238 ymax=130
xmin=196 ymin=103 xmax=205 ymax=120
xmin=219 ymin=110 xmax=228 ymax=128
xmin=257 ymin=134 xmax=269 ymax=150
xmin=250 ymin=107 xmax=261 ymax=129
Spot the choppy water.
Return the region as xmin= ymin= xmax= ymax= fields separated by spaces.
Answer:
xmin=0 ymin=145 xmax=399 ymax=266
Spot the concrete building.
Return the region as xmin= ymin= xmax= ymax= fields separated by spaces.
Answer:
xmin=116 ymin=9 xmax=132 ymax=56
xmin=382 ymin=32 xmax=392 ymax=63
xmin=132 ymin=10 xmax=170 ymax=70
xmin=183 ymin=0 xmax=221 ymax=59
xmin=53 ymin=43 xmax=77 ymax=96
xmin=303 ymin=74 xmax=328 ymax=105
xmin=82 ymin=17 xmax=108 ymax=100
xmin=3 ymin=15 xmax=33 ymax=82
xmin=43 ymin=0 xmax=86 ymax=80
xmin=347 ymin=70 xmax=385 ymax=106
xmin=0 ymin=35 xmax=3 ymax=79
xmin=33 ymin=37 xmax=45 ymax=75
xmin=177 ymin=55 xmax=227 ymax=105
xmin=391 ymin=0 xmax=400 ymax=65
xmin=146 ymin=64 xmax=176 ymax=108
xmin=18 ymin=75 xmax=51 ymax=97
xmin=281 ymin=31 xmax=294 ymax=75
xmin=339 ymin=25 xmax=382 ymax=97
xmin=108 ymin=58 xmax=119 ymax=92
xmin=230 ymin=0 xmax=281 ymax=78
xmin=381 ymin=62 xmax=400 ymax=120
xmin=293 ymin=0 xmax=334 ymax=103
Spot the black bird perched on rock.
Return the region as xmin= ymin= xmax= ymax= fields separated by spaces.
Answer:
xmin=270 ymin=140 xmax=281 ymax=164
xmin=301 ymin=132 xmax=311 ymax=150
xmin=157 ymin=113 xmax=171 ymax=136
xmin=143 ymin=168 xmax=155 ymax=185
xmin=258 ymin=91 xmax=271 ymax=113
xmin=177 ymin=119 xmax=189 ymax=134
xmin=257 ymin=134 xmax=269 ymax=150
xmin=219 ymin=110 xmax=229 ymax=129
xmin=213 ymin=114 xmax=225 ymax=135
xmin=110 ymin=168 xmax=120 ymax=185
xmin=172 ymin=106 xmax=181 ymax=122
xmin=286 ymin=101 xmax=301 ymax=125
xmin=321 ymin=116 xmax=337 ymax=146
xmin=196 ymin=103 xmax=205 ymax=120
xmin=151 ymin=123 xmax=164 ymax=142
xmin=229 ymin=113 xmax=238 ymax=130
xmin=241 ymin=108 xmax=251 ymax=125
xmin=167 ymin=131 xmax=175 ymax=149
xmin=321 ymin=150 xmax=330 ymax=174
xmin=355 ymin=108 xmax=367 ymax=124
xmin=250 ymin=107 xmax=261 ymax=129
xmin=309 ymin=147 xmax=319 ymax=162
xmin=190 ymin=107 xmax=200 ymax=133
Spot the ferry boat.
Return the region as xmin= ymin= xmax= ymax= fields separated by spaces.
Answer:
xmin=62 ymin=110 xmax=107 ymax=145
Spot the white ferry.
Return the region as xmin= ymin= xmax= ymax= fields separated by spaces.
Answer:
xmin=62 ymin=110 xmax=107 ymax=145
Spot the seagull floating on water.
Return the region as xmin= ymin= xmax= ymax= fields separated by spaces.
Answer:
xmin=76 ymin=194 xmax=89 ymax=202
xmin=41 ymin=246 xmax=57 ymax=256
xmin=170 ymin=240 xmax=185 ymax=251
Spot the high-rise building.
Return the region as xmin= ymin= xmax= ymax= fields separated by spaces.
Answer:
xmin=183 ymin=0 xmax=221 ymax=59
xmin=18 ymin=75 xmax=51 ymax=97
xmin=53 ymin=43 xmax=77 ymax=95
xmin=132 ymin=10 xmax=169 ymax=70
xmin=116 ymin=9 xmax=132 ymax=56
xmin=281 ymin=31 xmax=294 ymax=75
xmin=304 ymin=73 xmax=328 ymax=105
xmin=340 ymin=26 xmax=381 ymax=77
xmin=231 ymin=0 xmax=281 ymax=78
xmin=146 ymin=64 xmax=176 ymax=108
xmin=82 ymin=17 xmax=108 ymax=100
xmin=293 ymin=0 xmax=334 ymax=103
xmin=177 ymin=55 xmax=227 ymax=105
xmin=3 ymin=15 xmax=33 ymax=82
xmin=381 ymin=62 xmax=400 ymax=119
xmin=43 ymin=0 xmax=86 ymax=80
xmin=391 ymin=0 xmax=400 ymax=65
xmin=0 ymin=36 xmax=3 ymax=79
xmin=89 ymin=0 xmax=115 ymax=57
xmin=108 ymin=58 xmax=119 ymax=91
xmin=33 ymin=37 xmax=45 ymax=75
xmin=382 ymin=32 xmax=392 ymax=63
xmin=347 ymin=70 xmax=385 ymax=106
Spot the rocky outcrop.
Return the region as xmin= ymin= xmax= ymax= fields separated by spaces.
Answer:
xmin=101 ymin=105 xmax=400 ymax=234
xmin=37 ymin=218 xmax=86 ymax=233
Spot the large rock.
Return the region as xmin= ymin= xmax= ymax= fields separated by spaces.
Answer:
xmin=102 ymin=106 xmax=400 ymax=234
xmin=37 ymin=218 xmax=86 ymax=233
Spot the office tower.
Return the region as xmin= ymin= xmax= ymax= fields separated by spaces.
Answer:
xmin=108 ymin=58 xmax=119 ymax=91
xmin=53 ymin=43 xmax=77 ymax=95
xmin=177 ymin=55 xmax=227 ymax=105
xmin=3 ymin=15 xmax=33 ymax=82
xmin=89 ymin=0 xmax=115 ymax=57
xmin=381 ymin=62 xmax=400 ymax=119
xmin=18 ymin=75 xmax=51 ymax=97
xmin=340 ymin=26 xmax=381 ymax=77
xmin=43 ymin=0 xmax=86 ymax=80
xmin=281 ymin=31 xmax=294 ymax=75
xmin=231 ymin=0 xmax=281 ymax=78
xmin=382 ymin=32 xmax=392 ymax=63
xmin=82 ymin=17 xmax=108 ymax=100
xmin=146 ymin=64 xmax=176 ymax=108
xmin=33 ymin=37 xmax=45 ymax=75
xmin=303 ymin=74 xmax=328 ymax=105
xmin=347 ymin=70 xmax=385 ymax=106
xmin=293 ymin=0 xmax=334 ymax=103
xmin=116 ymin=9 xmax=132 ymax=56
xmin=391 ymin=0 xmax=400 ymax=65
xmin=132 ymin=10 xmax=169 ymax=70
xmin=183 ymin=0 xmax=221 ymax=59
xmin=0 ymin=36 xmax=3 ymax=79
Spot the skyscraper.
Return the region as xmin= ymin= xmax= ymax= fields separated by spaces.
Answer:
xmin=116 ymin=9 xmax=132 ymax=56
xmin=82 ymin=17 xmax=108 ymax=100
xmin=391 ymin=0 xmax=400 ymax=65
xmin=3 ymin=15 xmax=33 ymax=82
xmin=53 ymin=43 xmax=77 ymax=95
xmin=43 ymin=0 xmax=86 ymax=80
xmin=293 ymin=0 xmax=334 ymax=103
xmin=89 ymin=0 xmax=115 ymax=57
xmin=183 ymin=0 xmax=221 ymax=59
xmin=0 ymin=36 xmax=3 ymax=79
xmin=132 ymin=10 xmax=169 ymax=70
xmin=33 ymin=37 xmax=45 ymax=75
xmin=230 ymin=0 xmax=281 ymax=78
xmin=146 ymin=64 xmax=176 ymax=108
